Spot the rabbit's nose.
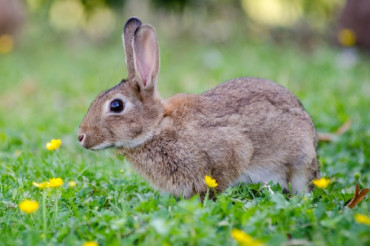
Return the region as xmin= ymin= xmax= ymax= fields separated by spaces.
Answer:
xmin=78 ymin=134 xmax=85 ymax=142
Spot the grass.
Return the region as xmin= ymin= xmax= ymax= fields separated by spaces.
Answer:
xmin=0 ymin=19 xmax=369 ymax=245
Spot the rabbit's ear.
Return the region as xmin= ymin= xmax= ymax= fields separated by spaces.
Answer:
xmin=123 ymin=17 xmax=142 ymax=78
xmin=132 ymin=24 xmax=160 ymax=89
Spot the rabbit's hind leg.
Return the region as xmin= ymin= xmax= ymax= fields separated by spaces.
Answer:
xmin=290 ymin=157 xmax=319 ymax=194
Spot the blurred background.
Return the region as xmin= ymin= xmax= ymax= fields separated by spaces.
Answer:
xmin=0 ymin=0 xmax=369 ymax=148
xmin=2 ymin=0 xmax=370 ymax=53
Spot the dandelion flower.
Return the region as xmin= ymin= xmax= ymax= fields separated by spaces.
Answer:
xmin=48 ymin=178 xmax=64 ymax=188
xmin=313 ymin=178 xmax=330 ymax=189
xmin=46 ymin=139 xmax=62 ymax=151
xmin=33 ymin=181 xmax=50 ymax=189
xmin=231 ymin=229 xmax=263 ymax=246
xmin=33 ymin=178 xmax=63 ymax=189
xmin=338 ymin=29 xmax=356 ymax=46
xmin=82 ymin=241 xmax=98 ymax=246
xmin=69 ymin=181 xmax=77 ymax=187
xmin=354 ymin=213 xmax=370 ymax=226
xmin=19 ymin=199 xmax=39 ymax=214
xmin=204 ymin=175 xmax=218 ymax=188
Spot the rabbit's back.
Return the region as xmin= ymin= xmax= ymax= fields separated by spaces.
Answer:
xmin=202 ymin=77 xmax=305 ymax=119
xmin=197 ymin=77 xmax=318 ymax=192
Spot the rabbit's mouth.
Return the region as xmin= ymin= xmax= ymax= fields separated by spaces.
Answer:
xmin=90 ymin=141 xmax=114 ymax=150
xmin=78 ymin=132 xmax=113 ymax=150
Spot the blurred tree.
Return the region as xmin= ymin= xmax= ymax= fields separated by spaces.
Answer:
xmin=81 ymin=0 xmax=125 ymax=13
xmin=152 ymin=0 xmax=190 ymax=11
xmin=0 ymin=0 xmax=24 ymax=36
xmin=241 ymin=0 xmax=344 ymax=28
xmin=301 ymin=0 xmax=344 ymax=28
xmin=22 ymin=0 xmax=356 ymax=49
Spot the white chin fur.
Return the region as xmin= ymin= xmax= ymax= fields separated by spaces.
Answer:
xmin=114 ymin=131 xmax=155 ymax=149
xmin=91 ymin=142 xmax=113 ymax=150
xmin=114 ymin=139 xmax=145 ymax=149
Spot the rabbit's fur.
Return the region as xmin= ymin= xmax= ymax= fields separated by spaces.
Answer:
xmin=79 ymin=17 xmax=319 ymax=198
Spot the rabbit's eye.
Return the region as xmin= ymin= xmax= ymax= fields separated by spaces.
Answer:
xmin=110 ymin=99 xmax=125 ymax=113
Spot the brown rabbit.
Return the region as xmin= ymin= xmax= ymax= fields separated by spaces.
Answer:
xmin=78 ymin=17 xmax=319 ymax=198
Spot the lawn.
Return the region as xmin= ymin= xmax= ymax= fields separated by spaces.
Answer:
xmin=0 ymin=17 xmax=369 ymax=245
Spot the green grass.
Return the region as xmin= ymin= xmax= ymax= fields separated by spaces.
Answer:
xmin=0 ymin=21 xmax=369 ymax=246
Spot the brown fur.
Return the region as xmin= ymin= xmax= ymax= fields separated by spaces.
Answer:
xmin=78 ymin=17 xmax=319 ymax=198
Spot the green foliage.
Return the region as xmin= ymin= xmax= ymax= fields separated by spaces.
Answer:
xmin=152 ymin=0 xmax=191 ymax=11
xmin=0 ymin=19 xmax=369 ymax=245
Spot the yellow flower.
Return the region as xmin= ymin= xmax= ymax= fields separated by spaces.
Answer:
xmin=231 ymin=229 xmax=263 ymax=246
xmin=33 ymin=177 xmax=63 ymax=189
xmin=19 ymin=199 xmax=39 ymax=214
xmin=48 ymin=178 xmax=64 ymax=188
xmin=82 ymin=241 xmax=98 ymax=246
xmin=313 ymin=178 xmax=330 ymax=189
xmin=33 ymin=181 xmax=50 ymax=189
xmin=69 ymin=181 xmax=77 ymax=187
xmin=46 ymin=139 xmax=62 ymax=151
xmin=204 ymin=175 xmax=218 ymax=188
xmin=338 ymin=29 xmax=356 ymax=46
xmin=354 ymin=214 xmax=370 ymax=226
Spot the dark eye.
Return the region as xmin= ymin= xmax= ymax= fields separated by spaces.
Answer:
xmin=110 ymin=99 xmax=125 ymax=113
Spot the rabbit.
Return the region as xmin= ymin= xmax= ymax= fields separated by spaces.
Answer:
xmin=78 ymin=17 xmax=319 ymax=199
